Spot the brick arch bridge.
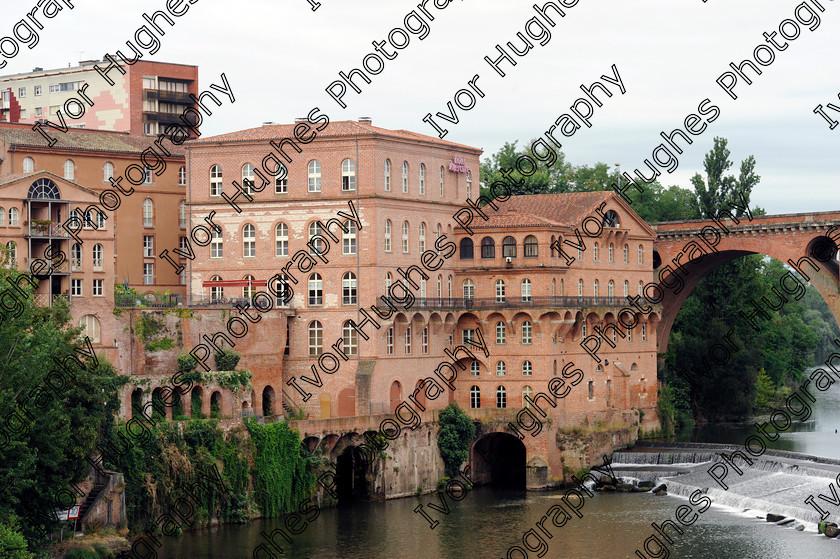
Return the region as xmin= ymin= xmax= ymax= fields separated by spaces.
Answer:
xmin=652 ymin=211 xmax=840 ymax=355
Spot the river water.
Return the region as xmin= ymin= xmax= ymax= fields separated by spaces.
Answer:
xmin=159 ymin=373 xmax=840 ymax=558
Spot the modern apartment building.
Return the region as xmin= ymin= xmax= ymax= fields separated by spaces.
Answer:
xmin=0 ymin=60 xmax=198 ymax=137
xmin=184 ymin=119 xmax=660 ymax=423
xmin=0 ymin=122 xmax=188 ymax=297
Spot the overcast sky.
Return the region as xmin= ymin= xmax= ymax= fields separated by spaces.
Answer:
xmin=6 ymin=0 xmax=839 ymax=214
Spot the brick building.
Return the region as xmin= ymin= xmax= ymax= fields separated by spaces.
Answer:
xmin=184 ymin=118 xmax=660 ymax=423
xmin=0 ymin=122 xmax=188 ymax=299
xmin=0 ymin=60 xmax=199 ymax=137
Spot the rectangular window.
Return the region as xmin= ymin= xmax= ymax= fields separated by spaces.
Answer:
xmin=18 ymin=88 xmax=25 ymax=98
xmin=387 ymin=327 xmax=394 ymax=355
xmin=144 ymin=167 xmax=153 ymax=184
xmin=588 ymin=381 xmax=594 ymax=400
xmin=93 ymin=279 xmax=103 ymax=296
xmin=143 ymin=77 xmax=156 ymax=89
xmin=405 ymin=326 xmax=412 ymax=354
xmin=143 ymin=235 xmax=154 ymax=257
xmin=462 ymin=329 xmax=475 ymax=345
xmin=642 ymin=325 xmax=647 ymax=341
xmin=49 ymin=105 xmax=59 ymax=115
xmin=19 ymin=109 xmax=27 ymax=119
xmin=35 ymin=107 xmax=42 ymax=116
xmin=275 ymin=176 xmax=287 ymax=194
xmin=180 ymin=267 xmax=187 ymax=285
xmin=422 ymin=327 xmax=428 ymax=354
xmin=144 ymin=263 xmax=154 ymax=285
xmin=34 ymin=85 xmax=42 ymax=96
xmin=71 ymin=279 xmax=82 ymax=297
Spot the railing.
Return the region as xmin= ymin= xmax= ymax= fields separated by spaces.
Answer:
xmin=376 ymin=295 xmax=660 ymax=311
xmin=28 ymin=222 xmax=69 ymax=238
xmin=32 ymin=293 xmax=68 ymax=306
xmin=156 ymin=90 xmax=192 ymax=103
xmin=114 ymin=293 xmax=292 ymax=309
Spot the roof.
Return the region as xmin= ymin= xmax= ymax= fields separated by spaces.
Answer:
xmin=188 ymin=120 xmax=482 ymax=153
xmin=463 ymin=191 xmax=617 ymax=230
xmin=0 ymin=123 xmax=185 ymax=157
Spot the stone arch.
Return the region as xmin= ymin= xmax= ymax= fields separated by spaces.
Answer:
xmin=151 ymin=387 xmax=167 ymax=421
xmin=190 ymin=386 xmax=204 ymax=418
xmin=131 ymin=388 xmax=144 ymax=419
xmin=471 ymin=432 xmax=527 ymax=489
xmin=333 ymin=432 xmax=372 ymax=503
xmin=429 ymin=312 xmax=443 ymax=334
xmin=210 ymin=390 xmax=223 ymax=418
xmin=390 ymin=380 xmax=402 ymax=413
xmin=302 ymin=436 xmax=320 ymax=454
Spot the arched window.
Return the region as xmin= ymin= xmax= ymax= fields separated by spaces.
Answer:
xmin=593 ymin=242 xmax=599 ymax=262
xmin=521 ymin=278 xmax=532 ymax=302
xmin=28 ymin=179 xmax=61 ymax=201
xmin=308 ymin=321 xmax=323 ymax=356
xmin=524 ymin=235 xmax=538 ymax=257
xmin=437 ymin=275 xmax=442 ymax=300
xmin=383 ymin=219 xmax=392 ymax=252
xmin=639 ymin=280 xmax=644 ymax=295
xmin=638 ymin=244 xmax=644 ymax=264
xmin=342 ymin=320 xmax=357 ymax=355
xmin=422 ymin=325 xmax=429 ymax=353
xmin=92 ymin=244 xmax=103 ymax=271
xmin=274 ymin=274 xmax=290 ymax=306
xmin=79 ymin=315 xmax=100 ymax=343
xmin=522 ymin=385 xmax=534 ymax=408
xmin=5 ymin=241 xmax=16 ymax=264
xmin=624 ymin=244 xmax=629 ymax=263
xmin=242 ymin=224 xmax=255 ymax=257
xmin=560 ymin=278 xmax=565 ymax=296
xmin=522 ymin=361 xmax=532 ymax=376
xmin=402 ymin=221 xmax=409 ymax=253
xmin=63 ymin=159 xmax=75 ymax=180
xmin=495 ymin=280 xmax=506 ymax=303
xmin=470 ymin=360 xmax=480 ymax=376
xmin=419 ymin=222 xmax=426 ymax=252
xmin=342 ymin=272 xmax=357 ymax=305
xmin=405 ymin=324 xmax=412 ymax=354
xmin=481 ymin=237 xmax=495 ymax=259
xmin=402 ymin=161 xmax=408 ymax=192
xmin=609 ymin=243 xmax=614 ymax=263
xmin=275 ymin=223 xmax=288 ymax=256
xmin=384 ymin=159 xmax=391 ymax=191
xmin=608 ymin=280 xmax=615 ymax=299
xmin=466 ymin=171 xmax=472 ymax=199
xmin=462 ymin=278 xmax=474 ymax=300
xmin=459 ymin=238 xmax=474 ymax=259
xmin=594 ymin=280 xmax=599 ymax=298
xmin=440 ymin=166 xmax=445 ymax=197
xmin=631 ymin=363 xmax=638 ymax=371
xmin=71 ymin=243 xmax=82 ymax=271
xmin=179 ymin=201 xmax=187 ymax=229
xmin=211 ymin=226 xmax=223 ymax=258
xmin=522 ymin=321 xmax=532 ymax=344
xmin=23 ymin=157 xmax=34 ymax=173
xmin=178 ymin=166 xmax=186 ymax=186
xmin=470 ymin=386 xmax=481 ymax=408
xmin=8 ymin=208 xmax=18 ymax=226
xmin=578 ymin=279 xmax=584 ymax=298
xmin=596 ymin=364 xmax=603 ymax=372
xmin=308 ymin=273 xmax=323 ymax=305
xmin=385 ymin=272 xmax=392 ymax=292
xmin=496 ymin=361 xmax=506 ymax=376
xmin=242 ymin=163 xmax=254 ymax=194
xmin=243 ymin=274 xmax=255 ymax=299
xmin=341 ymin=158 xmax=356 ymax=191
xmin=496 ymin=385 xmax=507 ymax=408
xmin=495 ymin=321 xmax=506 ymax=344
xmin=210 ymin=275 xmax=223 ymax=301
xmin=308 ymin=222 xmax=323 ymax=255
xmin=142 ymin=198 xmax=154 ymax=227
xmin=419 ymin=163 xmax=426 ymax=195
xmin=343 ymin=220 xmax=356 ymax=255
xmin=502 ymin=236 xmax=516 ymax=258
xmin=624 ymin=280 xmax=629 ymax=297
xmin=603 ymin=210 xmax=620 ymax=228
xmin=210 ymin=165 xmax=222 ymax=197
xmin=308 ymin=160 xmax=321 ymax=192
xmin=0 ymin=207 xmax=4 ymax=226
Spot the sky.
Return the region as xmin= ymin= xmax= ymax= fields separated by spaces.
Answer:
xmin=4 ymin=0 xmax=839 ymax=215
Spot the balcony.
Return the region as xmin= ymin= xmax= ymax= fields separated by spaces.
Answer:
xmin=33 ymin=293 xmax=69 ymax=307
xmin=114 ymin=294 xmax=292 ymax=309
xmin=375 ymin=295 xmax=661 ymax=312
xmin=28 ymin=222 xmax=69 ymax=238
xmin=157 ymin=90 xmax=192 ymax=104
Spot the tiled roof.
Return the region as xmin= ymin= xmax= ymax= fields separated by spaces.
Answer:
xmin=189 ymin=120 xmax=482 ymax=152
xmin=463 ymin=191 xmax=616 ymax=230
xmin=0 ymin=123 xmax=185 ymax=157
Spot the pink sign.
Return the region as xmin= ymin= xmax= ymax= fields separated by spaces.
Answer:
xmin=449 ymin=157 xmax=469 ymax=173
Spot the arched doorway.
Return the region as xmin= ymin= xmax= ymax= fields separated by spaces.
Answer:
xmin=151 ymin=388 xmax=166 ymax=421
xmin=471 ymin=432 xmax=527 ymax=489
xmin=191 ymin=386 xmax=203 ymax=418
xmin=210 ymin=391 xmax=222 ymax=418
xmin=262 ymin=386 xmax=275 ymax=417
xmin=335 ymin=443 xmax=370 ymax=504
xmin=338 ymin=388 xmax=355 ymax=417
xmin=131 ymin=388 xmax=143 ymax=419
xmin=389 ymin=381 xmax=402 ymax=413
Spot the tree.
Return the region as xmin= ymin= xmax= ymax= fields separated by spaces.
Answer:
xmin=689 ymin=136 xmax=760 ymax=220
xmin=480 ymin=140 xmax=570 ymax=196
xmin=437 ymin=403 xmax=475 ymax=477
xmin=754 ymin=368 xmax=776 ymax=410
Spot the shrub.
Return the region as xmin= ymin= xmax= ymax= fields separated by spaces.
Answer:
xmin=0 ymin=520 xmax=33 ymax=559
xmin=177 ymin=352 xmax=197 ymax=372
xmin=214 ymin=348 xmax=241 ymax=371
xmin=64 ymin=548 xmax=99 ymax=559
xmin=437 ymin=403 xmax=475 ymax=477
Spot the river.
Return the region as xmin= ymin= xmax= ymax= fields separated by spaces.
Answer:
xmin=159 ymin=372 xmax=840 ymax=558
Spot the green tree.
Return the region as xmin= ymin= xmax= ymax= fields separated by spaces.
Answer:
xmin=754 ymin=368 xmax=776 ymax=410
xmin=437 ymin=403 xmax=476 ymax=477
xmin=689 ymin=136 xmax=760 ymax=220
xmin=480 ymin=140 xmax=569 ymax=196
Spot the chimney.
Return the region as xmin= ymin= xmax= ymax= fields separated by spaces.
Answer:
xmin=359 ymin=117 xmax=372 ymax=126
xmin=294 ymin=117 xmax=308 ymax=123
